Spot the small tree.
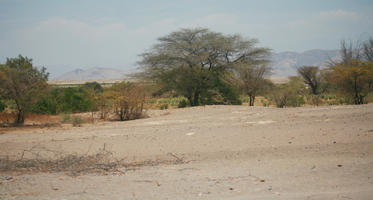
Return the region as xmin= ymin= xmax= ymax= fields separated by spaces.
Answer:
xmin=271 ymin=76 xmax=306 ymax=108
xmin=297 ymin=66 xmax=320 ymax=95
xmin=0 ymin=55 xmax=49 ymax=124
xmin=235 ymin=63 xmax=271 ymax=106
xmin=82 ymin=82 xmax=103 ymax=122
xmin=327 ymin=60 xmax=373 ymax=104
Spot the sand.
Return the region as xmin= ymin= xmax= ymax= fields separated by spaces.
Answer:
xmin=1 ymin=104 xmax=372 ymax=199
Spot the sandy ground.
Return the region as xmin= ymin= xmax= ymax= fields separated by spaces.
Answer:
xmin=0 ymin=104 xmax=373 ymax=200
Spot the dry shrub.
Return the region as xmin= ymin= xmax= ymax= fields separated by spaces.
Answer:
xmin=0 ymin=145 xmax=186 ymax=176
xmin=112 ymin=82 xmax=146 ymax=121
xmin=309 ymin=95 xmax=322 ymax=106
xmin=1 ymin=112 xmax=60 ymax=127
xmin=0 ymin=112 xmax=15 ymax=125
xmin=0 ymin=147 xmax=124 ymax=176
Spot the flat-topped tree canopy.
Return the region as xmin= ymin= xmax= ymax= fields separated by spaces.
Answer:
xmin=138 ymin=28 xmax=271 ymax=106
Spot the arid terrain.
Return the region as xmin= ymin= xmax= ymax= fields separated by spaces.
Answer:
xmin=0 ymin=104 xmax=372 ymax=200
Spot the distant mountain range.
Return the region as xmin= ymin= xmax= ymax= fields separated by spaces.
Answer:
xmin=53 ymin=49 xmax=340 ymax=81
xmin=270 ymin=49 xmax=340 ymax=77
xmin=53 ymin=67 xmax=134 ymax=81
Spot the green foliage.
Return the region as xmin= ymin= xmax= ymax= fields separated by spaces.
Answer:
xmin=139 ymin=28 xmax=270 ymax=107
xmin=327 ymin=60 xmax=373 ymax=104
xmin=234 ymin=64 xmax=272 ymax=106
xmin=60 ymin=113 xmax=71 ymax=123
xmin=297 ymin=66 xmax=320 ymax=95
xmin=271 ymin=77 xmax=306 ymax=108
xmin=60 ymin=113 xmax=84 ymax=126
xmin=308 ymin=95 xmax=322 ymax=106
xmin=82 ymin=82 xmax=103 ymax=93
xmin=0 ymin=100 xmax=6 ymax=112
xmin=71 ymin=116 xmax=84 ymax=127
xmin=240 ymin=96 xmax=249 ymax=103
xmin=0 ymin=55 xmax=49 ymax=124
xmin=32 ymin=87 xmax=92 ymax=114
xmin=159 ymin=104 xmax=169 ymax=110
xmin=178 ymin=99 xmax=188 ymax=108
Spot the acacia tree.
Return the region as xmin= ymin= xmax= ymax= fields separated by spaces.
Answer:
xmin=325 ymin=38 xmax=373 ymax=104
xmin=139 ymin=28 xmax=271 ymax=106
xmin=328 ymin=60 xmax=373 ymax=104
xmin=0 ymin=55 xmax=49 ymax=124
xmin=234 ymin=63 xmax=271 ymax=106
xmin=297 ymin=66 xmax=320 ymax=95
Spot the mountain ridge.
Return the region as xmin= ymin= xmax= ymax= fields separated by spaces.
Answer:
xmin=53 ymin=49 xmax=340 ymax=81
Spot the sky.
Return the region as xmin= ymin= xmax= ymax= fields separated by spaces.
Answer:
xmin=1 ymin=0 xmax=373 ymax=78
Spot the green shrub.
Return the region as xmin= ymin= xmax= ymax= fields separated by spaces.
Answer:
xmin=71 ymin=116 xmax=84 ymax=127
xmin=240 ymin=96 xmax=249 ymax=103
xmin=271 ymin=77 xmax=306 ymax=108
xmin=309 ymin=95 xmax=322 ymax=106
xmin=178 ymin=99 xmax=188 ymax=108
xmin=0 ymin=101 xmax=5 ymax=112
xmin=160 ymin=104 xmax=169 ymax=110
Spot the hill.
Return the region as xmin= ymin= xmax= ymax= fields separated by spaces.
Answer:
xmin=53 ymin=67 xmax=133 ymax=81
xmin=270 ymin=49 xmax=339 ymax=77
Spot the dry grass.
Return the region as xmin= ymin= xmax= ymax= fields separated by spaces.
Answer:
xmin=0 ymin=112 xmax=61 ymax=127
xmin=0 ymin=145 xmax=187 ymax=176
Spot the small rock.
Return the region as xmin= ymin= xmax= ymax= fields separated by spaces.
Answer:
xmin=4 ymin=176 xmax=13 ymax=181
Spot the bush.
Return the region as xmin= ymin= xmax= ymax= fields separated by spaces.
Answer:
xmin=271 ymin=77 xmax=306 ymax=108
xmin=32 ymin=87 xmax=92 ymax=114
xmin=60 ymin=113 xmax=71 ymax=123
xmin=71 ymin=116 xmax=84 ymax=127
xmin=160 ymin=104 xmax=169 ymax=110
xmin=111 ymin=82 xmax=146 ymax=121
xmin=178 ymin=99 xmax=188 ymax=108
xmin=240 ymin=96 xmax=249 ymax=103
xmin=0 ymin=101 xmax=5 ymax=112
xmin=309 ymin=95 xmax=322 ymax=106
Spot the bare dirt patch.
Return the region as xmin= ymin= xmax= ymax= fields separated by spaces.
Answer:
xmin=0 ymin=104 xmax=372 ymax=199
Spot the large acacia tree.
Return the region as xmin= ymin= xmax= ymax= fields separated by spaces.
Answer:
xmin=0 ymin=55 xmax=49 ymax=124
xmin=139 ymin=28 xmax=271 ymax=106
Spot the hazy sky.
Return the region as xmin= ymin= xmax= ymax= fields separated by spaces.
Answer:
xmin=1 ymin=0 xmax=373 ymax=78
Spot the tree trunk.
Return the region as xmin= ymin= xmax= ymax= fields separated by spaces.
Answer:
xmin=15 ymin=109 xmax=25 ymax=125
xmin=249 ymin=95 xmax=255 ymax=106
xmin=193 ymin=91 xmax=200 ymax=106
xmin=187 ymin=96 xmax=194 ymax=107
xmin=311 ymin=84 xmax=318 ymax=95
xmin=359 ymin=95 xmax=364 ymax=104
xmin=119 ymin=109 xmax=124 ymax=121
